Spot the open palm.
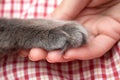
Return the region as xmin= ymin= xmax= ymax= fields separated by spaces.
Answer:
xmin=45 ymin=0 xmax=120 ymax=63
xmin=21 ymin=0 xmax=120 ymax=62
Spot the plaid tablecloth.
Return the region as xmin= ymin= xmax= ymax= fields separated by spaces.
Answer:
xmin=0 ymin=0 xmax=120 ymax=80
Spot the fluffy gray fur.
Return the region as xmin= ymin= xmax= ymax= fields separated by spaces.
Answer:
xmin=0 ymin=18 xmax=88 ymax=55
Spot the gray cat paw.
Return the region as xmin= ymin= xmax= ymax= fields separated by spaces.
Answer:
xmin=46 ymin=21 xmax=88 ymax=53
xmin=0 ymin=19 xmax=88 ymax=54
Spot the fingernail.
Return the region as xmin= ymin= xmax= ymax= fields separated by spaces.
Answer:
xmin=28 ymin=54 xmax=40 ymax=61
xmin=47 ymin=50 xmax=62 ymax=63
xmin=63 ymin=55 xmax=71 ymax=59
xmin=46 ymin=58 xmax=55 ymax=63
xmin=63 ymin=52 xmax=72 ymax=59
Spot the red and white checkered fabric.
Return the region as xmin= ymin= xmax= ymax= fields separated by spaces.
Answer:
xmin=0 ymin=0 xmax=120 ymax=80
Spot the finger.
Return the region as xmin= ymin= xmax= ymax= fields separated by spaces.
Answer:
xmin=64 ymin=34 xmax=117 ymax=60
xmin=19 ymin=50 xmax=29 ymax=57
xmin=28 ymin=48 xmax=47 ymax=61
xmin=51 ymin=0 xmax=90 ymax=20
xmin=46 ymin=50 xmax=73 ymax=63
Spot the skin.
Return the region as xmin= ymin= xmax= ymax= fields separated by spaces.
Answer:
xmin=20 ymin=0 xmax=120 ymax=63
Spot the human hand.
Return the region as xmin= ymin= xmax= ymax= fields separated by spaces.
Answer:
xmin=20 ymin=0 xmax=120 ymax=62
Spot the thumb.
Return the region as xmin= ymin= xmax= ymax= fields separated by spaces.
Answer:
xmin=51 ymin=0 xmax=90 ymax=20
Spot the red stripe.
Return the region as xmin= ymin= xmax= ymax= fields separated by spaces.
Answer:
xmin=115 ymin=44 xmax=120 ymax=56
xmin=56 ymin=63 xmax=64 ymax=80
xmin=3 ymin=56 xmax=8 ymax=80
xmin=100 ymin=56 xmax=107 ymax=79
xmin=20 ymin=0 xmax=23 ymax=14
xmin=12 ymin=55 xmax=19 ymax=80
xmin=89 ymin=60 xmax=95 ymax=79
xmin=111 ymin=48 xmax=120 ymax=79
xmin=44 ymin=0 xmax=48 ymax=17
xmin=46 ymin=63 xmax=53 ymax=80
xmin=34 ymin=1 xmax=39 ymax=18
xmin=23 ymin=58 xmax=29 ymax=79
xmin=68 ymin=62 xmax=73 ymax=79
xmin=0 ymin=0 xmax=5 ymax=17
xmin=79 ymin=61 xmax=84 ymax=80
xmin=54 ymin=0 xmax=57 ymax=8
xmin=10 ymin=0 xmax=14 ymax=18
xmin=35 ymin=62 xmax=40 ymax=79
